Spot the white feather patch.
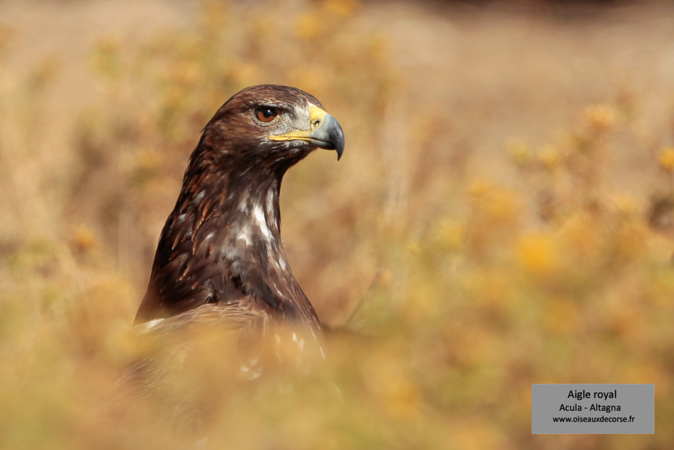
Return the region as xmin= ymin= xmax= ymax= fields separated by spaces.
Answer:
xmin=253 ymin=203 xmax=272 ymax=239
xmin=136 ymin=318 xmax=165 ymax=333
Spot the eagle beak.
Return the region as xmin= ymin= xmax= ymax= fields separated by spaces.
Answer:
xmin=270 ymin=106 xmax=345 ymax=160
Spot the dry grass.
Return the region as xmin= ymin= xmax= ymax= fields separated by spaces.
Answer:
xmin=1 ymin=0 xmax=674 ymax=448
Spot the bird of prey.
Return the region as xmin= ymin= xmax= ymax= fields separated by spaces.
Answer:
xmin=133 ymin=85 xmax=344 ymax=353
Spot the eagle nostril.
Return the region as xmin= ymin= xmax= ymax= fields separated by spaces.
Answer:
xmin=312 ymin=118 xmax=321 ymax=129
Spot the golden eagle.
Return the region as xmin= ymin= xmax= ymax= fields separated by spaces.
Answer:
xmin=134 ymin=85 xmax=344 ymax=345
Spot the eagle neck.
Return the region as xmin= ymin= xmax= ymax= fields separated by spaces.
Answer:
xmin=172 ymin=153 xmax=318 ymax=324
xmin=225 ymin=172 xmax=284 ymax=254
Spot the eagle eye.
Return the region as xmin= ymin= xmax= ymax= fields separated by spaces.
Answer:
xmin=255 ymin=107 xmax=278 ymax=123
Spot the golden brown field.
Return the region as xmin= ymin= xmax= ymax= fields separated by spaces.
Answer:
xmin=1 ymin=0 xmax=674 ymax=448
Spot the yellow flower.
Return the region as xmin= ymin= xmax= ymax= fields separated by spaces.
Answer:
xmin=583 ymin=104 xmax=616 ymax=132
xmin=468 ymin=181 xmax=522 ymax=226
xmin=538 ymin=145 xmax=561 ymax=170
xmin=658 ymin=147 xmax=674 ymax=172
xmin=507 ymin=139 xmax=533 ymax=167
xmin=515 ymin=233 xmax=559 ymax=277
xmin=72 ymin=225 xmax=96 ymax=252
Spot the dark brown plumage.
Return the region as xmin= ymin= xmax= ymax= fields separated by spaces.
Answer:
xmin=134 ymin=84 xmax=344 ymax=341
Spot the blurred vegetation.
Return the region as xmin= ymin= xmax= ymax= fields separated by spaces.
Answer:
xmin=1 ymin=0 xmax=674 ymax=448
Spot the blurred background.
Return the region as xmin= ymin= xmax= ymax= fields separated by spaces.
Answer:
xmin=1 ymin=0 xmax=674 ymax=448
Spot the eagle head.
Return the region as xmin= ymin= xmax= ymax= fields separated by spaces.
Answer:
xmin=201 ymin=85 xmax=344 ymax=174
xmin=135 ymin=85 xmax=344 ymax=326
